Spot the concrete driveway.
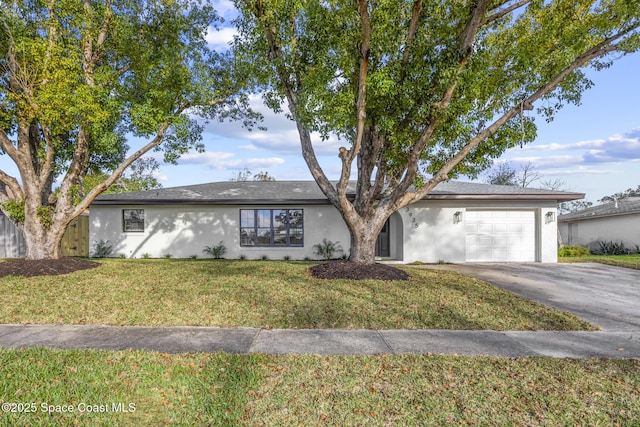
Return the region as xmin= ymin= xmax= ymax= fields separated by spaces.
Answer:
xmin=423 ymin=263 xmax=640 ymax=332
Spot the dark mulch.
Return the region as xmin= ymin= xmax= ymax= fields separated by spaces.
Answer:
xmin=310 ymin=260 xmax=409 ymax=281
xmin=0 ymin=258 xmax=100 ymax=278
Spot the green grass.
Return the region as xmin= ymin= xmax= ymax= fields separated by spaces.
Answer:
xmin=0 ymin=348 xmax=638 ymax=426
xmin=560 ymin=254 xmax=640 ymax=270
xmin=0 ymin=259 xmax=593 ymax=331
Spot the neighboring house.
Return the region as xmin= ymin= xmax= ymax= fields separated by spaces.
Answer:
xmin=89 ymin=181 xmax=583 ymax=263
xmin=558 ymin=197 xmax=640 ymax=251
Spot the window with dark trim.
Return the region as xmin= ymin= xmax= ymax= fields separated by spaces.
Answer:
xmin=240 ymin=209 xmax=303 ymax=246
xmin=123 ymin=209 xmax=145 ymax=232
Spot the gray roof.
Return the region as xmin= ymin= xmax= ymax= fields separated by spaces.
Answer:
xmin=91 ymin=180 xmax=584 ymax=205
xmin=559 ymin=197 xmax=640 ymax=222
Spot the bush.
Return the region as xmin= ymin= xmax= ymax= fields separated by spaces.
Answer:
xmin=91 ymin=240 xmax=113 ymax=258
xmin=203 ymin=241 xmax=227 ymax=259
xmin=592 ymin=241 xmax=628 ymax=256
xmin=313 ymin=239 xmax=343 ymax=260
xmin=558 ymin=245 xmax=590 ymax=257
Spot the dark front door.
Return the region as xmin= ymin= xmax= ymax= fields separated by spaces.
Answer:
xmin=375 ymin=219 xmax=390 ymax=257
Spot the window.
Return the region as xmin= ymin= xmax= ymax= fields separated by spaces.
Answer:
xmin=240 ymin=209 xmax=303 ymax=246
xmin=123 ymin=209 xmax=145 ymax=232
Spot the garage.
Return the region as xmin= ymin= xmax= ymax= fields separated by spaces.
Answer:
xmin=465 ymin=210 xmax=537 ymax=262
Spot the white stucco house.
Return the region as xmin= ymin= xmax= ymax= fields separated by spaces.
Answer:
xmin=89 ymin=180 xmax=583 ymax=263
xmin=558 ymin=197 xmax=640 ymax=251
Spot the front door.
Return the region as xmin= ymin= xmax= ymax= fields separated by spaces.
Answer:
xmin=375 ymin=219 xmax=390 ymax=257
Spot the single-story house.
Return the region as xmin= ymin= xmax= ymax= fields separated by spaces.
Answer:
xmin=89 ymin=180 xmax=583 ymax=263
xmin=558 ymin=197 xmax=640 ymax=251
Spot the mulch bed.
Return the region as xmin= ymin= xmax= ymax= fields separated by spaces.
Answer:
xmin=0 ymin=258 xmax=100 ymax=278
xmin=310 ymin=260 xmax=409 ymax=281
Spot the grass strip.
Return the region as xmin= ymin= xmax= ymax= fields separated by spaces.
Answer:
xmin=0 ymin=348 xmax=638 ymax=426
xmin=0 ymin=260 xmax=593 ymax=331
xmin=560 ymin=255 xmax=640 ymax=270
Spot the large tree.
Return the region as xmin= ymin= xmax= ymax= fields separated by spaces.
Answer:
xmin=0 ymin=0 xmax=254 ymax=259
xmin=235 ymin=0 xmax=639 ymax=264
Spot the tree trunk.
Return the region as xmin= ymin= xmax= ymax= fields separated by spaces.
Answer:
xmin=348 ymin=230 xmax=378 ymax=264
xmin=22 ymin=204 xmax=66 ymax=260
xmin=342 ymin=208 xmax=389 ymax=264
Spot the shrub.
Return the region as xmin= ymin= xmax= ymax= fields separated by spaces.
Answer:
xmin=238 ymin=254 xmax=247 ymax=260
xmin=592 ymin=241 xmax=628 ymax=256
xmin=313 ymin=239 xmax=343 ymax=260
xmin=141 ymin=253 xmax=151 ymax=259
xmin=203 ymin=241 xmax=227 ymax=259
xmin=260 ymin=254 xmax=269 ymax=260
xmin=91 ymin=240 xmax=113 ymax=258
xmin=558 ymin=245 xmax=590 ymax=257
xmin=164 ymin=253 xmax=173 ymax=259
xmin=283 ymin=255 xmax=291 ymax=261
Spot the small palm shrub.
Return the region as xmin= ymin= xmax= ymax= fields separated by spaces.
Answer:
xmin=313 ymin=239 xmax=343 ymax=260
xmin=558 ymin=245 xmax=590 ymax=257
xmin=91 ymin=240 xmax=113 ymax=258
xmin=203 ymin=241 xmax=227 ymax=259
xmin=592 ymin=241 xmax=628 ymax=256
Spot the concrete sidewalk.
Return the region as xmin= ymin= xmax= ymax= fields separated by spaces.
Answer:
xmin=0 ymin=324 xmax=639 ymax=359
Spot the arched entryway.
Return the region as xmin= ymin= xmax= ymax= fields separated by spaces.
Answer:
xmin=375 ymin=212 xmax=403 ymax=260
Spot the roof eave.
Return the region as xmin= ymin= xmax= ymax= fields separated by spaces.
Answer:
xmin=559 ymin=210 xmax=640 ymax=222
xmin=422 ymin=193 xmax=585 ymax=202
xmin=90 ymin=198 xmax=335 ymax=206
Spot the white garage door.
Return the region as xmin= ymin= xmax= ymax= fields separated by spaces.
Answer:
xmin=465 ymin=210 xmax=536 ymax=262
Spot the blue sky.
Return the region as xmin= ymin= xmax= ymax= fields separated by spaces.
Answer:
xmin=2 ymin=1 xmax=639 ymax=204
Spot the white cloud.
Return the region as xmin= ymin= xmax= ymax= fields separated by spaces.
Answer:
xmin=177 ymin=151 xmax=284 ymax=171
xmin=506 ymin=127 xmax=640 ymax=169
xmin=201 ymin=93 xmax=346 ymax=156
xmin=205 ymin=26 xmax=237 ymax=50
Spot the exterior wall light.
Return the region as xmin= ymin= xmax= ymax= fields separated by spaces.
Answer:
xmin=545 ymin=211 xmax=556 ymax=223
xmin=453 ymin=211 xmax=463 ymax=224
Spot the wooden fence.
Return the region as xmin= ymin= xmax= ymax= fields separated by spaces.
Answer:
xmin=0 ymin=212 xmax=26 ymax=258
xmin=0 ymin=213 xmax=89 ymax=258
xmin=61 ymin=216 xmax=90 ymax=257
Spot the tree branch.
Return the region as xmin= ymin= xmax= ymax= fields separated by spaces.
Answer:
xmin=244 ymin=0 xmax=340 ymax=206
xmin=70 ymin=123 xmax=171 ymax=218
xmin=0 ymin=129 xmax=20 ymax=165
xmin=390 ymin=0 xmax=491 ymax=202
xmin=0 ymin=169 xmax=23 ymax=200
xmin=401 ymin=0 xmax=423 ymax=72
xmin=338 ymin=0 xmax=371 ymax=199
xmin=484 ymin=0 xmax=532 ymax=25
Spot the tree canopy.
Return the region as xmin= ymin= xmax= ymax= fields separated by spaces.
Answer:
xmin=235 ymin=0 xmax=640 ymax=263
xmin=0 ymin=0 xmax=255 ymax=258
xmin=599 ymin=184 xmax=640 ymax=202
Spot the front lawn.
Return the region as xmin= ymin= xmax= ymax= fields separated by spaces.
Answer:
xmin=560 ymin=254 xmax=640 ymax=270
xmin=0 ymin=259 xmax=593 ymax=331
xmin=0 ymin=348 xmax=638 ymax=426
